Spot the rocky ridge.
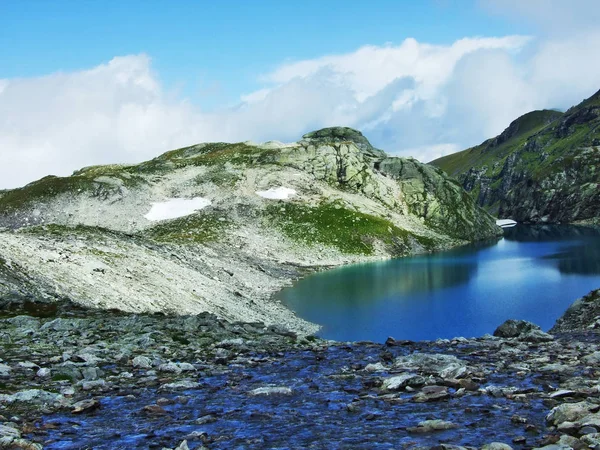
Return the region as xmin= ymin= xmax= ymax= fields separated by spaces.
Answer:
xmin=0 ymin=127 xmax=500 ymax=334
xmin=2 ymin=290 xmax=600 ymax=449
xmin=430 ymin=89 xmax=600 ymax=224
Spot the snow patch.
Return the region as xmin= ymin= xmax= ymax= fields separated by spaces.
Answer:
xmin=256 ymin=187 xmax=297 ymax=200
xmin=145 ymin=197 xmax=211 ymax=221
xmin=496 ymin=219 xmax=517 ymax=228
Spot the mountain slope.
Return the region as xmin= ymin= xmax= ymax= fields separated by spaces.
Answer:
xmin=431 ymin=89 xmax=600 ymax=223
xmin=0 ymin=127 xmax=500 ymax=333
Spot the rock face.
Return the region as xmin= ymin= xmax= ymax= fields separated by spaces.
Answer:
xmin=551 ymin=288 xmax=600 ymax=333
xmin=0 ymin=127 xmax=499 ymax=333
xmin=431 ymin=89 xmax=600 ymax=223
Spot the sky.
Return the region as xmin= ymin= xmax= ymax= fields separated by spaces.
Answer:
xmin=1 ymin=0 xmax=600 ymax=189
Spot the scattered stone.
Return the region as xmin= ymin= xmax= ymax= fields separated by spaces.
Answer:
xmin=407 ymin=419 xmax=457 ymax=433
xmin=413 ymin=385 xmax=450 ymax=403
xmin=132 ymin=355 xmax=152 ymax=369
xmin=72 ymin=399 xmax=101 ymax=414
xmin=249 ymin=386 xmax=293 ymax=396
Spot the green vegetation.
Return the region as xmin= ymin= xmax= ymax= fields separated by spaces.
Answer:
xmin=0 ymin=167 xmax=146 ymax=211
xmin=264 ymin=200 xmax=435 ymax=255
xmin=432 ymin=110 xmax=563 ymax=178
xmin=142 ymin=210 xmax=232 ymax=244
xmin=135 ymin=142 xmax=280 ymax=175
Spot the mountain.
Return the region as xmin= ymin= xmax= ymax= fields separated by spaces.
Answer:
xmin=0 ymin=127 xmax=500 ymax=333
xmin=430 ymin=89 xmax=600 ymax=223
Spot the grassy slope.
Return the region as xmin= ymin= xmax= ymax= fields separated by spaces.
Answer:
xmin=431 ymin=110 xmax=564 ymax=179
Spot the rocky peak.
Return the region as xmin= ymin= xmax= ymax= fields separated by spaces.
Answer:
xmin=301 ymin=127 xmax=386 ymax=159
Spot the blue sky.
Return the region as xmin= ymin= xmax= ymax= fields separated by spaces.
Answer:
xmin=0 ymin=0 xmax=599 ymax=188
xmin=1 ymin=0 xmax=528 ymax=107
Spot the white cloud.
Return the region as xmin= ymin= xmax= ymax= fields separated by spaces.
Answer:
xmin=1 ymin=18 xmax=600 ymax=189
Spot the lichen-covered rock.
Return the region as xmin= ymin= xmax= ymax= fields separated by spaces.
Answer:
xmin=551 ymin=289 xmax=600 ymax=333
xmin=494 ymin=319 xmax=553 ymax=341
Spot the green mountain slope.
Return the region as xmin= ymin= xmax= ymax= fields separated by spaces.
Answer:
xmin=0 ymin=127 xmax=500 ymax=333
xmin=430 ymin=89 xmax=600 ymax=223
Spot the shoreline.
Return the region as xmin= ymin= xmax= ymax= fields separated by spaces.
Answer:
xmin=2 ymin=291 xmax=600 ymax=449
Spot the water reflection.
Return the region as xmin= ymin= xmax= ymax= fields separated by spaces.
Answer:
xmin=279 ymin=225 xmax=600 ymax=342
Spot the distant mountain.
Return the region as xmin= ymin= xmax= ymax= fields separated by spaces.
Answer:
xmin=430 ymin=89 xmax=600 ymax=223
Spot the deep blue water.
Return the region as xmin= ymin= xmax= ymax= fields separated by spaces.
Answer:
xmin=278 ymin=225 xmax=600 ymax=342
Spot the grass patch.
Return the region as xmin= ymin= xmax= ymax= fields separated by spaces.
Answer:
xmin=142 ymin=210 xmax=232 ymax=244
xmin=264 ymin=200 xmax=431 ymax=255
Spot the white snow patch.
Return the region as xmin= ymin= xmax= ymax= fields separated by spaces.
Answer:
xmin=144 ymin=197 xmax=211 ymax=221
xmin=256 ymin=187 xmax=297 ymax=200
xmin=496 ymin=219 xmax=517 ymax=228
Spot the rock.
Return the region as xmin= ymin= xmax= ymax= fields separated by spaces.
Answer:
xmin=413 ymin=385 xmax=450 ymax=403
xmin=81 ymin=367 xmax=102 ymax=381
xmin=0 ymin=389 xmax=65 ymax=406
xmin=552 ymin=289 xmax=600 ymax=333
xmin=546 ymin=401 xmax=598 ymax=426
xmin=249 ymin=386 xmax=293 ymax=396
xmin=174 ymin=441 xmax=190 ymax=450
xmin=142 ymin=404 xmax=168 ymax=415
xmin=549 ymin=390 xmax=577 ymax=399
xmin=364 ymin=362 xmax=387 ymax=372
xmin=406 ymin=419 xmax=457 ymax=433
xmin=36 ymin=368 xmax=51 ymax=378
xmin=381 ymin=373 xmax=422 ymax=391
xmin=177 ymin=362 xmax=196 ymax=372
xmin=481 ymin=444 xmax=513 ymax=450
xmin=393 ymin=353 xmax=468 ymax=379
xmin=79 ymin=379 xmax=107 ymax=391
xmin=580 ymin=425 xmax=598 ymax=435
xmin=493 ymin=319 xmax=552 ymax=341
xmin=159 ymin=380 xmax=200 ymax=391
xmin=0 ymin=364 xmax=11 ymax=377
xmin=159 ymin=362 xmax=182 ymax=374
xmin=0 ymin=424 xmax=21 ymax=439
xmin=581 ymin=433 xmax=600 ymax=446
xmin=195 ymin=414 xmax=217 ymax=425
xmin=72 ymin=399 xmax=101 ymax=414
xmin=132 ymin=355 xmax=152 ymax=369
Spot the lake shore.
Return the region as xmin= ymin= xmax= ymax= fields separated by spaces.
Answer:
xmin=2 ymin=290 xmax=600 ymax=449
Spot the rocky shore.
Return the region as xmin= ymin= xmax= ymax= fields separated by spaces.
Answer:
xmin=1 ymin=291 xmax=600 ymax=449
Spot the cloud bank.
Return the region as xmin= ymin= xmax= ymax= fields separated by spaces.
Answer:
xmin=1 ymin=22 xmax=600 ymax=188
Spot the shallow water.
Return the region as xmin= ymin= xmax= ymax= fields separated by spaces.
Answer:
xmin=37 ymin=342 xmax=552 ymax=449
xmin=278 ymin=225 xmax=600 ymax=342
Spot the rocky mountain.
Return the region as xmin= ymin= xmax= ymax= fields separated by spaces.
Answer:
xmin=0 ymin=127 xmax=500 ymax=333
xmin=430 ymin=89 xmax=600 ymax=223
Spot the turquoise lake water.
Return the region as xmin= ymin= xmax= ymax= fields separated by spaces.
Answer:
xmin=278 ymin=225 xmax=600 ymax=342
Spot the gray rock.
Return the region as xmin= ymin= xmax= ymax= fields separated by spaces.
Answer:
xmin=0 ymin=389 xmax=65 ymax=406
xmin=381 ymin=373 xmax=423 ymax=391
xmin=159 ymin=380 xmax=200 ymax=391
xmin=0 ymin=363 xmax=11 ymax=377
xmin=36 ymin=367 xmax=51 ymax=378
xmin=494 ymin=319 xmax=549 ymax=340
xmin=393 ymin=353 xmax=468 ymax=379
xmin=159 ymin=362 xmax=182 ymax=374
xmin=406 ymin=419 xmax=457 ymax=433
xmin=249 ymin=386 xmax=293 ymax=396
xmin=546 ymin=401 xmax=597 ymax=426
xmin=481 ymin=444 xmax=513 ymax=450
xmin=132 ymin=355 xmax=152 ymax=369
xmin=72 ymin=398 xmax=101 ymax=414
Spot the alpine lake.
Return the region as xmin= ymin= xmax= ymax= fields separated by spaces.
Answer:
xmin=278 ymin=225 xmax=600 ymax=342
